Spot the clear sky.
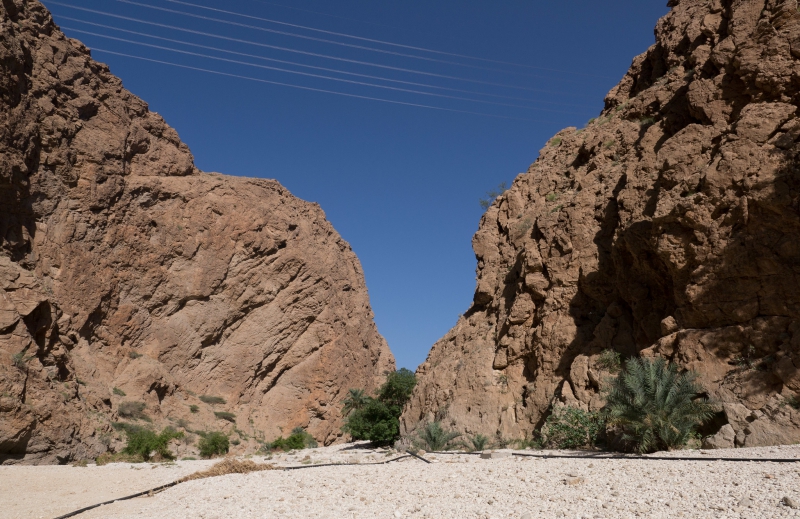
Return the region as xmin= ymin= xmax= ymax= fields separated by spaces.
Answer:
xmin=47 ymin=0 xmax=669 ymax=371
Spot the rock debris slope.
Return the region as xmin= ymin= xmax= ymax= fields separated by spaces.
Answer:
xmin=403 ymin=0 xmax=800 ymax=448
xmin=0 ymin=0 xmax=394 ymax=464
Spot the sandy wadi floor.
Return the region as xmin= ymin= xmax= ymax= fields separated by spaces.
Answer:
xmin=2 ymin=444 xmax=800 ymax=519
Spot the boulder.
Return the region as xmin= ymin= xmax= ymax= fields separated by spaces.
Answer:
xmin=702 ymin=424 xmax=735 ymax=449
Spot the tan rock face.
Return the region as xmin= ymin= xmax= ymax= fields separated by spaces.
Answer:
xmin=402 ymin=0 xmax=800 ymax=447
xmin=0 ymin=1 xmax=393 ymax=464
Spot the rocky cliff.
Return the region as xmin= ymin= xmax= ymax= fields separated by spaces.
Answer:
xmin=403 ymin=0 xmax=800 ymax=448
xmin=0 ymin=0 xmax=394 ymax=464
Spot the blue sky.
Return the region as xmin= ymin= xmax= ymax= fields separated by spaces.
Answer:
xmin=47 ymin=0 xmax=669 ymax=370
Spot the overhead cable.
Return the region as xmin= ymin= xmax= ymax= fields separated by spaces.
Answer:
xmin=166 ymin=0 xmax=615 ymax=79
xmin=48 ymin=2 xmax=594 ymax=98
xmin=115 ymin=0 xmax=582 ymax=83
xmin=68 ymin=27 xmax=587 ymax=114
xmin=92 ymin=48 xmax=551 ymax=122
xmin=61 ymin=18 xmax=591 ymax=113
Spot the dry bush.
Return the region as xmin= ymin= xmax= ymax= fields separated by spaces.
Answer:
xmin=179 ymin=459 xmax=276 ymax=482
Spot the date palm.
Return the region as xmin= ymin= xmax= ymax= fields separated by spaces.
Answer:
xmin=604 ymin=357 xmax=715 ymax=453
xmin=416 ymin=421 xmax=461 ymax=452
xmin=342 ymin=388 xmax=369 ymax=416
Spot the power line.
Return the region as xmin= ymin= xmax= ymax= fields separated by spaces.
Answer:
xmin=49 ymin=2 xmax=596 ymax=98
xmin=91 ymin=48 xmax=550 ymax=122
xmin=66 ymin=26 xmax=588 ymax=115
xmin=247 ymin=0 xmax=407 ymax=32
xmin=164 ymin=0 xmax=610 ymax=79
xmin=116 ymin=0 xmax=583 ymax=83
xmin=61 ymin=16 xmax=595 ymax=111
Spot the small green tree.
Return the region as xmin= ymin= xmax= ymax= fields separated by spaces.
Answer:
xmin=198 ymin=431 xmax=229 ymax=457
xmin=415 ymin=422 xmax=461 ymax=451
xmin=604 ymin=357 xmax=715 ymax=453
xmin=342 ymin=398 xmax=399 ymax=445
xmin=376 ymin=368 xmax=417 ymax=415
xmin=342 ymin=369 xmax=416 ymax=446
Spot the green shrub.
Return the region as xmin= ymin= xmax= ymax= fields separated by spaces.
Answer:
xmin=122 ymin=427 xmax=184 ymax=461
xmin=189 ymin=405 xmax=199 ymax=413
xmin=112 ymin=387 xmax=126 ymax=396
xmin=376 ymin=368 xmax=417 ymax=414
xmin=541 ymin=405 xmax=604 ymax=449
xmin=639 ymin=116 xmax=656 ymax=127
xmin=545 ymin=192 xmax=558 ymax=202
xmin=468 ymin=434 xmax=489 ymax=451
xmin=550 ymin=137 xmax=562 ymax=147
xmin=128 ymin=351 xmax=143 ymax=359
xmin=479 ymin=182 xmax=508 ymax=210
xmin=269 ymin=434 xmax=305 ymax=452
xmin=12 ymin=352 xmax=34 ymax=369
xmin=597 ymin=349 xmax=622 ymax=373
xmin=290 ymin=427 xmax=318 ymax=448
xmin=199 ymin=395 xmax=226 ymax=405
xmin=343 ymin=399 xmax=399 ymax=445
xmin=415 ymin=422 xmax=461 ymax=452
xmin=604 ymin=357 xmax=715 ymax=453
xmin=214 ymin=411 xmax=236 ymax=423
xmin=118 ymin=401 xmax=149 ymax=421
xmin=198 ymin=431 xmax=229 ymax=458
xmin=342 ymin=369 xmax=416 ymax=446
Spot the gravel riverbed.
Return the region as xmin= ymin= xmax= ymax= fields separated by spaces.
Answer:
xmin=2 ymin=444 xmax=800 ymax=519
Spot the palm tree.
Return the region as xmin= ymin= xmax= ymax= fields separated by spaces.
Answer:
xmin=604 ymin=357 xmax=716 ymax=453
xmin=468 ymin=434 xmax=489 ymax=451
xmin=342 ymin=388 xmax=369 ymax=416
xmin=416 ymin=422 xmax=461 ymax=452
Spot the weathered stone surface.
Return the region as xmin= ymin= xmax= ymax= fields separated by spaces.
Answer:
xmin=402 ymin=0 xmax=800 ymax=447
xmin=0 ymin=1 xmax=393 ymax=464
xmin=702 ymin=424 xmax=735 ymax=449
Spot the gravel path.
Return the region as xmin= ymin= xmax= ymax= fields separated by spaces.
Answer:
xmin=3 ymin=444 xmax=800 ymax=519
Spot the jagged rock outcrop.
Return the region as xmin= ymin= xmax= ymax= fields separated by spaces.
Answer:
xmin=0 ymin=0 xmax=394 ymax=464
xmin=403 ymin=0 xmax=800 ymax=448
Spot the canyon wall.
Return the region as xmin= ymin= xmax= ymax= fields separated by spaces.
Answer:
xmin=0 ymin=0 xmax=394 ymax=464
xmin=403 ymin=0 xmax=800 ymax=448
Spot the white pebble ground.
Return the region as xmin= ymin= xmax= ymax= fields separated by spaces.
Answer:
xmin=3 ymin=444 xmax=800 ymax=519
